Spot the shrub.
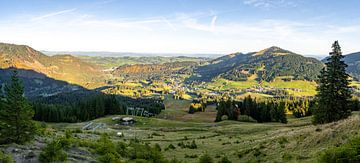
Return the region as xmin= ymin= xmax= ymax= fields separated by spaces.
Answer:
xmin=116 ymin=141 xmax=128 ymax=157
xmin=278 ymin=137 xmax=289 ymax=148
xmin=320 ymin=137 xmax=360 ymax=162
xmin=282 ymin=153 xmax=292 ymax=160
xmin=127 ymin=141 xmax=165 ymax=162
xmin=218 ymin=156 xmax=231 ymax=163
xmin=237 ymin=149 xmax=252 ymax=158
xmin=39 ymin=139 xmax=67 ymax=163
xmin=198 ymin=153 xmax=213 ymax=163
xmin=154 ymin=143 xmax=162 ymax=152
xmin=189 ymin=103 xmax=205 ymax=114
xmin=94 ymin=134 xmax=121 ymax=162
xmin=189 ymin=140 xmax=197 ymax=149
xmin=178 ymin=140 xmax=197 ymax=149
xmin=98 ymin=153 xmax=122 ymax=163
xmin=165 ymin=144 xmax=176 ymax=151
xmin=185 ymin=154 xmax=198 ymax=158
xmin=178 ymin=141 xmax=186 ymax=148
xmin=151 ymin=132 xmax=164 ymax=136
xmin=222 ymin=142 xmax=231 ymax=145
xmin=0 ymin=151 xmax=13 ymax=163
xmin=58 ymin=131 xmax=74 ymax=149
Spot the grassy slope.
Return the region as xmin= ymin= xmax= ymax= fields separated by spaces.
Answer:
xmin=46 ymin=97 xmax=360 ymax=163
xmin=263 ymin=78 xmax=317 ymax=96
xmin=206 ymin=76 xmax=317 ymax=96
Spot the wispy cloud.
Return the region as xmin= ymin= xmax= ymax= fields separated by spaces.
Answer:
xmin=31 ymin=8 xmax=77 ymax=21
xmin=210 ymin=16 xmax=217 ymax=31
xmin=161 ymin=17 xmax=177 ymax=31
xmin=1 ymin=7 xmax=360 ymax=54
xmin=243 ymin=0 xmax=298 ymax=9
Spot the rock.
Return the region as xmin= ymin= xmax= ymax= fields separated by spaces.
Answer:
xmin=12 ymin=148 xmax=20 ymax=153
xmin=25 ymin=151 xmax=36 ymax=159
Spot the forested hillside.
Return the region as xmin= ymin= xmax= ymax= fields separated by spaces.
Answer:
xmin=188 ymin=46 xmax=324 ymax=82
xmin=112 ymin=61 xmax=198 ymax=80
xmin=339 ymin=52 xmax=360 ymax=80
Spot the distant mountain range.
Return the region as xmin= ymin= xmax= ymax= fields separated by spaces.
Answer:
xmin=1 ymin=42 xmax=360 ymax=98
xmin=41 ymin=50 xmax=223 ymax=58
xmin=188 ymin=46 xmax=324 ymax=82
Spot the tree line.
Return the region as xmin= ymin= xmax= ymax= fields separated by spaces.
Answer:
xmin=33 ymin=94 xmax=127 ymax=122
xmin=33 ymin=91 xmax=165 ymax=123
xmin=215 ymin=95 xmax=287 ymax=123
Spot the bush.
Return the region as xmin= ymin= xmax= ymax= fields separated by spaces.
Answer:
xmin=185 ymin=154 xmax=198 ymax=158
xmin=198 ymin=153 xmax=213 ymax=163
xmin=178 ymin=141 xmax=197 ymax=149
xmin=154 ymin=143 xmax=162 ymax=152
xmin=218 ymin=156 xmax=232 ymax=163
xmin=0 ymin=151 xmax=13 ymax=163
xmin=39 ymin=139 xmax=67 ymax=163
xmin=320 ymin=136 xmax=360 ymax=162
xmin=116 ymin=141 xmax=128 ymax=157
xmin=189 ymin=103 xmax=205 ymax=114
xmin=58 ymin=130 xmax=73 ymax=149
xmin=127 ymin=141 xmax=165 ymax=162
xmin=278 ymin=137 xmax=289 ymax=148
xmin=178 ymin=142 xmax=186 ymax=148
xmin=165 ymin=144 xmax=176 ymax=151
xmin=94 ymin=134 xmax=121 ymax=162
xmin=98 ymin=153 xmax=122 ymax=163
xmin=189 ymin=140 xmax=197 ymax=149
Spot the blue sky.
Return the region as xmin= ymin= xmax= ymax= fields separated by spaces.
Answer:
xmin=0 ymin=0 xmax=359 ymax=55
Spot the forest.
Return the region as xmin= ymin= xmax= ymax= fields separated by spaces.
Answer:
xmin=32 ymin=90 xmax=165 ymax=122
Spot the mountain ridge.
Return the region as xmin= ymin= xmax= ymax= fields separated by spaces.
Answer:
xmin=188 ymin=46 xmax=324 ymax=82
xmin=0 ymin=43 xmax=106 ymax=88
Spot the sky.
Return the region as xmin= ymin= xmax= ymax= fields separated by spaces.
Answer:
xmin=0 ymin=0 xmax=359 ymax=56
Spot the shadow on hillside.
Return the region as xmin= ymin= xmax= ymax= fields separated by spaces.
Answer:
xmin=0 ymin=67 xmax=164 ymax=110
xmin=0 ymin=67 xmax=86 ymax=98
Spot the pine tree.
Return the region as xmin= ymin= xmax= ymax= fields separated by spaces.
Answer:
xmin=313 ymin=41 xmax=352 ymax=124
xmin=0 ymin=70 xmax=36 ymax=144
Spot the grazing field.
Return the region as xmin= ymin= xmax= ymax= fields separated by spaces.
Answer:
xmin=156 ymin=95 xmax=217 ymax=122
xmin=206 ymin=78 xmax=259 ymax=90
xmin=263 ymin=78 xmax=317 ymax=96
xmin=43 ymin=105 xmax=360 ymax=162
xmin=204 ymin=77 xmax=317 ymax=97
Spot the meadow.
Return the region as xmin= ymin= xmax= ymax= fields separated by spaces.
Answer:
xmin=44 ymin=96 xmax=360 ymax=162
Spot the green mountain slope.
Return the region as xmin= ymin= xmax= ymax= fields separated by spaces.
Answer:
xmin=189 ymin=46 xmax=324 ymax=82
xmin=111 ymin=61 xmax=198 ymax=80
xmin=0 ymin=43 xmax=105 ymax=88
xmin=322 ymin=52 xmax=360 ymax=80
xmin=340 ymin=52 xmax=360 ymax=80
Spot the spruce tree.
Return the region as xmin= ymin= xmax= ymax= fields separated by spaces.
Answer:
xmin=0 ymin=70 xmax=36 ymax=144
xmin=313 ymin=41 xmax=352 ymax=124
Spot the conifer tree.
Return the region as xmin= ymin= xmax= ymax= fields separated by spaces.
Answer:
xmin=0 ymin=70 xmax=36 ymax=144
xmin=313 ymin=41 xmax=352 ymax=124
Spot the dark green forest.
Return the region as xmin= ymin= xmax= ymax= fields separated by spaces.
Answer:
xmin=33 ymin=91 xmax=165 ymax=122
